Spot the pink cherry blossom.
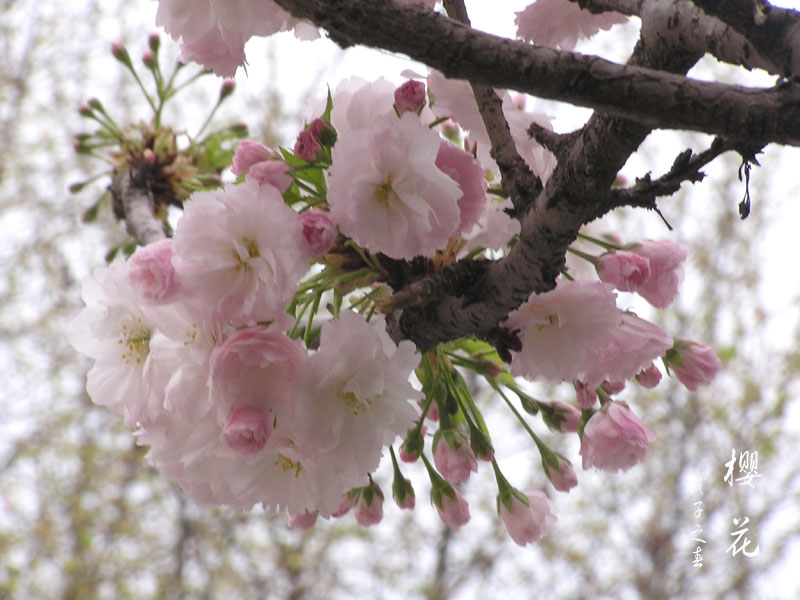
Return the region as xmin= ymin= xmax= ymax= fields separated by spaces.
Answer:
xmin=172 ymin=180 xmax=310 ymax=326
xmin=232 ymin=139 xmax=275 ymax=176
xmin=222 ymin=406 xmax=272 ymax=454
xmin=506 ymin=280 xmax=621 ymax=384
xmin=596 ymin=250 xmax=651 ymax=292
xmin=580 ymin=401 xmax=655 ymax=472
xmin=155 ymin=0 xmax=317 ymax=77
xmin=498 ymin=489 xmax=557 ymax=546
xmin=298 ymin=209 xmax=337 ymax=257
xmin=127 ymin=238 xmax=180 ymax=304
xmin=68 ymin=257 xmax=176 ymax=428
xmin=288 ymin=510 xmax=318 ymax=531
xmin=293 ymin=312 xmax=421 ymax=477
xmin=328 ymin=77 xmax=398 ymax=136
xmin=247 ymin=160 xmax=293 ymax=193
xmin=427 ymin=70 xmax=555 ymax=181
xmin=327 ymin=113 xmax=461 ymax=259
xmin=629 ymin=240 xmax=688 ymax=309
xmin=666 ymin=340 xmax=722 ymax=391
xmin=138 ymin=412 xmax=357 ymax=515
xmin=435 ymin=140 xmax=487 ymax=236
xmin=433 ymin=429 xmax=478 ymax=483
xmin=394 ymin=80 xmax=426 ymax=114
xmin=579 ymin=312 xmax=673 ymax=388
xmin=516 ymin=0 xmax=627 ymax=51
xmin=435 ymin=487 xmax=471 ymax=531
xmin=461 ymin=196 xmax=521 ymax=253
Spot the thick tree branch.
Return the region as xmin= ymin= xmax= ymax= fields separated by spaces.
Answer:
xmin=109 ymin=169 xmax=167 ymax=246
xmin=580 ymin=0 xmax=781 ymax=75
xmin=691 ymin=0 xmax=800 ymax=78
xmin=275 ymin=0 xmax=800 ymax=147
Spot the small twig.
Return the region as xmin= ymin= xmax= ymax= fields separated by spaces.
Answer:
xmin=443 ymin=0 xmax=542 ymax=217
xmin=608 ymin=137 xmax=737 ymax=211
xmin=527 ymin=122 xmax=580 ymax=159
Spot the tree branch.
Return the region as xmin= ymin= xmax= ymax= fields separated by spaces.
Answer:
xmin=443 ymin=0 xmax=541 ymax=216
xmin=579 ymin=0 xmax=782 ymax=75
xmin=691 ymin=0 xmax=800 ymax=78
xmin=607 ymin=136 xmax=739 ymax=211
xmin=275 ymin=0 xmax=800 ymax=147
xmin=109 ymin=169 xmax=167 ymax=246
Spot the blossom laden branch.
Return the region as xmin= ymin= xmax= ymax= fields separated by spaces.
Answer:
xmin=274 ymin=0 xmax=800 ymax=147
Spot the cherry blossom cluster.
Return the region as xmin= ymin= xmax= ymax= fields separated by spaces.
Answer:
xmin=69 ymin=0 xmax=724 ymax=546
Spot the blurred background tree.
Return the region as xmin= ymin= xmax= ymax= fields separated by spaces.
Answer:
xmin=1 ymin=1 xmax=799 ymax=598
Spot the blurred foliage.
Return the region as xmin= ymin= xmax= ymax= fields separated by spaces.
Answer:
xmin=1 ymin=1 xmax=799 ymax=599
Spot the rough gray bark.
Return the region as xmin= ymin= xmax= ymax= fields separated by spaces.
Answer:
xmin=110 ymin=169 xmax=167 ymax=246
xmin=690 ymin=0 xmax=800 ymax=78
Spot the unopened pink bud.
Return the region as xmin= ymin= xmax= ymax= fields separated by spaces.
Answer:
xmin=635 ymin=363 xmax=662 ymax=388
xmin=436 ymin=487 xmax=470 ymax=531
xmin=574 ymin=380 xmax=597 ymax=409
xmin=667 ymin=340 xmax=721 ymax=391
xmin=219 ymin=79 xmax=236 ymax=100
xmin=546 ymin=456 xmax=578 ymax=493
xmin=394 ymin=80 xmax=426 ymax=114
xmin=354 ymin=486 xmax=384 ymax=527
xmin=248 ymin=160 xmax=293 ymax=194
xmin=294 ymin=129 xmax=324 ymax=162
xmin=148 ymin=33 xmax=160 ymax=53
xmin=433 ymin=429 xmax=478 ymax=484
xmin=111 ymin=42 xmax=131 ymax=66
xmin=222 ymin=407 xmax=272 ymax=454
xmin=128 ymin=238 xmax=180 ymax=304
xmin=596 ymin=250 xmax=651 ymax=292
xmin=287 ymin=510 xmax=318 ymax=530
xmin=142 ymin=51 xmax=157 ymax=68
xmin=298 ymin=210 xmax=336 ymax=257
xmin=332 ymin=493 xmax=355 ymax=518
xmin=231 ymin=139 xmax=275 ymax=176
xmin=308 ymin=118 xmax=337 ymax=146
xmin=499 ymin=489 xmax=556 ymax=546
xmin=549 ymin=401 xmax=581 ymax=433
xmin=580 ymin=401 xmax=654 ymax=472
xmin=601 ymin=380 xmax=626 ymax=395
